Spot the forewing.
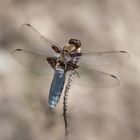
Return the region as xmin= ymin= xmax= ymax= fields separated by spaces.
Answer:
xmin=72 ymin=66 xmax=120 ymax=88
xmin=79 ymin=51 xmax=130 ymax=67
xmin=20 ymin=23 xmax=62 ymax=55
xmin=11 ymin=49 xmax=54 ymax=74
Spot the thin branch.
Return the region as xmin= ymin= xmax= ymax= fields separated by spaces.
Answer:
xmin=63 ymin=70 xmax=76 ymax=139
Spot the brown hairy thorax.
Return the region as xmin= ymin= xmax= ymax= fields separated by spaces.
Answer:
xmin=47 ymin=39 xmax=81 ymax=71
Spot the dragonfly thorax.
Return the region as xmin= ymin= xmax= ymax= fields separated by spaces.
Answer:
xmin=59 ymin=51 xmax=71 ymax=63
xmin=63 ymin=44 xmax=76 ymax=53
xmin=47 ymin=39 xmax=82 ymax=72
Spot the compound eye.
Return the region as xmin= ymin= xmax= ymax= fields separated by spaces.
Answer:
xmin=77 ymin=40 xmax=81 ymax=47
xmin=69 ymin=39 xmax=81 ymax=48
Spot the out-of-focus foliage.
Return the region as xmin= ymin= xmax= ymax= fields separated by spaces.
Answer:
xmin=0 ymin=0 xmax=139 ymax=140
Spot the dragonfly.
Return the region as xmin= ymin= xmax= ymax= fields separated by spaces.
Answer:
xmin=11 ymin=24 xmax=129 ymax=109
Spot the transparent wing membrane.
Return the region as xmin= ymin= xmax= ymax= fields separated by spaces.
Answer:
xmin=11 ymin=23 xmax=62 ymax=74
xmin=20 ymin=23 xmax=61 ymax=55
xmin=71 ymin=66 xmax=120 ymax=88
xmin=12 ymin=23 xmax=129 ymax=88
xmin=11 ymin=49 xmax=54 ymax=74
xmin=79 ymin=51 xmax=130 ymax=66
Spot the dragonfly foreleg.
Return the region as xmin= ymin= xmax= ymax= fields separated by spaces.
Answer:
xmin=47 ymin=57 xmax=57 ymax=69
xmin=52 ymin=45 xmax=61 ymax=53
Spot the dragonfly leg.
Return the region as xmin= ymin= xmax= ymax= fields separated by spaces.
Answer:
xmin=66 ymin=61 xmax=79 ymax=71
xmin=47 ymin=57 xmax=57 ymax=69
xmin=52 ymin=45 xmax=61 ymax=53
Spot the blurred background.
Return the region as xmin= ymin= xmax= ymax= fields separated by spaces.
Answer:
xmin=0 ymin=0 xmax=140 ymax=140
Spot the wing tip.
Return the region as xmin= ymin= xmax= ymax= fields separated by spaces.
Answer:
xmin=120 ymin=51 xmax=126 ymax=53
xmin=11 ymin=49 xmax=19 ymax=53
xmin=120 ymin=50 xmax=130 ymax=60
xmin=111 ymin=74 xmax=117 ymax=79
xmin=110 ymin=74 xmax=120 ymax=87
xmin=21 ymin=23 xmax=31 ymax=28
xmin=26 ymin=23 xmax=31 ymax=27
xmin=120 ymin=50 xmax=130 ymax=55
xmin=16 ymin=49 xmax=22 ymax=51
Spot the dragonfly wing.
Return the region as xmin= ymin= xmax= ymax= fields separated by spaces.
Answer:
xmin=71 ymin=66 xmax=120 ymax=88
xmin=11 ymin=49 xmax=54 ymax=74
xmin=20 ymin=23 xmax=62 ymax=55
xmin=79 ymin=51 xmax=130 ymax=67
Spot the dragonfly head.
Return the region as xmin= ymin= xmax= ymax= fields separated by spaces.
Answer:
xmin=69 ymin=39 xmax=81 ymax=49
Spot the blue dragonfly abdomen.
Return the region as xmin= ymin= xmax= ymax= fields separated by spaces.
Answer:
xmin=49 ymin=67 xmax=65 ymax=109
